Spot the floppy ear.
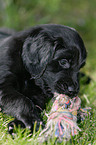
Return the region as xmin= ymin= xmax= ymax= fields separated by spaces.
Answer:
xmin=22 ymin=32 xmax=55 ymax=79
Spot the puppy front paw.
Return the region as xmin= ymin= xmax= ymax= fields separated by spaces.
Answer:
xmin=8 ymin=119 xmax=25 ymax=137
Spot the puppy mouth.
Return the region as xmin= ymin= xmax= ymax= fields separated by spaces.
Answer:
xmin=54 ymin=83 xmax=78 ymax=98
xmin=54 ymin=91 xmax=78 ymax=98
xmin=56 ymin=92 xmax=77 ymax=98
xmin=64 ymin=92 xmax=78 ymax=98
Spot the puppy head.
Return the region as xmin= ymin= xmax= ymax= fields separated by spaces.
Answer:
xmin=22 ymin=25 xmax=87 ymax=97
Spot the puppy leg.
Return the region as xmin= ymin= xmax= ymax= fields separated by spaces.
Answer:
xmin=8 ymin=119 xmax=42 ymax=138
xmin=1 ymin=87 xmax=42 ymax=135
xmin=8 ymin=119 xmax=25 ymax=137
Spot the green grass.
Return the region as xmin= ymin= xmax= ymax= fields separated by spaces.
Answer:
xmin=0 ymin=0 xmax=96 ymax=144
xmin=0 ymin=103 xmax=96 ymax=145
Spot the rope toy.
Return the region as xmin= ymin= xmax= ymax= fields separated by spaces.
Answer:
xmin=38 ymin=93 xmax=91 ymax=142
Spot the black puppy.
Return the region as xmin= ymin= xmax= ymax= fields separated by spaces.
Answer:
xmin=0 ymin=24 xmax=86 ymax=135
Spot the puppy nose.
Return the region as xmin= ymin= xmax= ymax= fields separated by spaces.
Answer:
xmin=67 ymin=85 xmax=79 ymax=97
xmin=68 ymin=86 xmax=74 ymax=93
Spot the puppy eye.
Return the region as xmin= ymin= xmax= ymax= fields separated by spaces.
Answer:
xmin=59 ymin=59 xmax=70 ymax=69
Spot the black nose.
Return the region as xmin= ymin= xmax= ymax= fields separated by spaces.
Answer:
xmin=67 ymin=86 xmax=79 ymax=97
xmin=68 ymin=86 xmax=74 ymax=92
xmin=68 ymin=86 xmax=74 ymax=95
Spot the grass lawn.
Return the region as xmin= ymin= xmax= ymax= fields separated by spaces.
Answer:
xmin=0 ymin=0 xmax=96 ymax=144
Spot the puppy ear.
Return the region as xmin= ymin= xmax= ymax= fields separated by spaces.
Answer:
xmin=22 ymin=33 xmax=55 ymax=79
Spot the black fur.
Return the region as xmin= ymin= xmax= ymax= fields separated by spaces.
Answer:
xmin=0 ymin=24 xmax=87 ymax=134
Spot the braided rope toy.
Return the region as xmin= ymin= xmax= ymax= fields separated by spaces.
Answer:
xmin=38 ymin=93 xmax=91 ymax=142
